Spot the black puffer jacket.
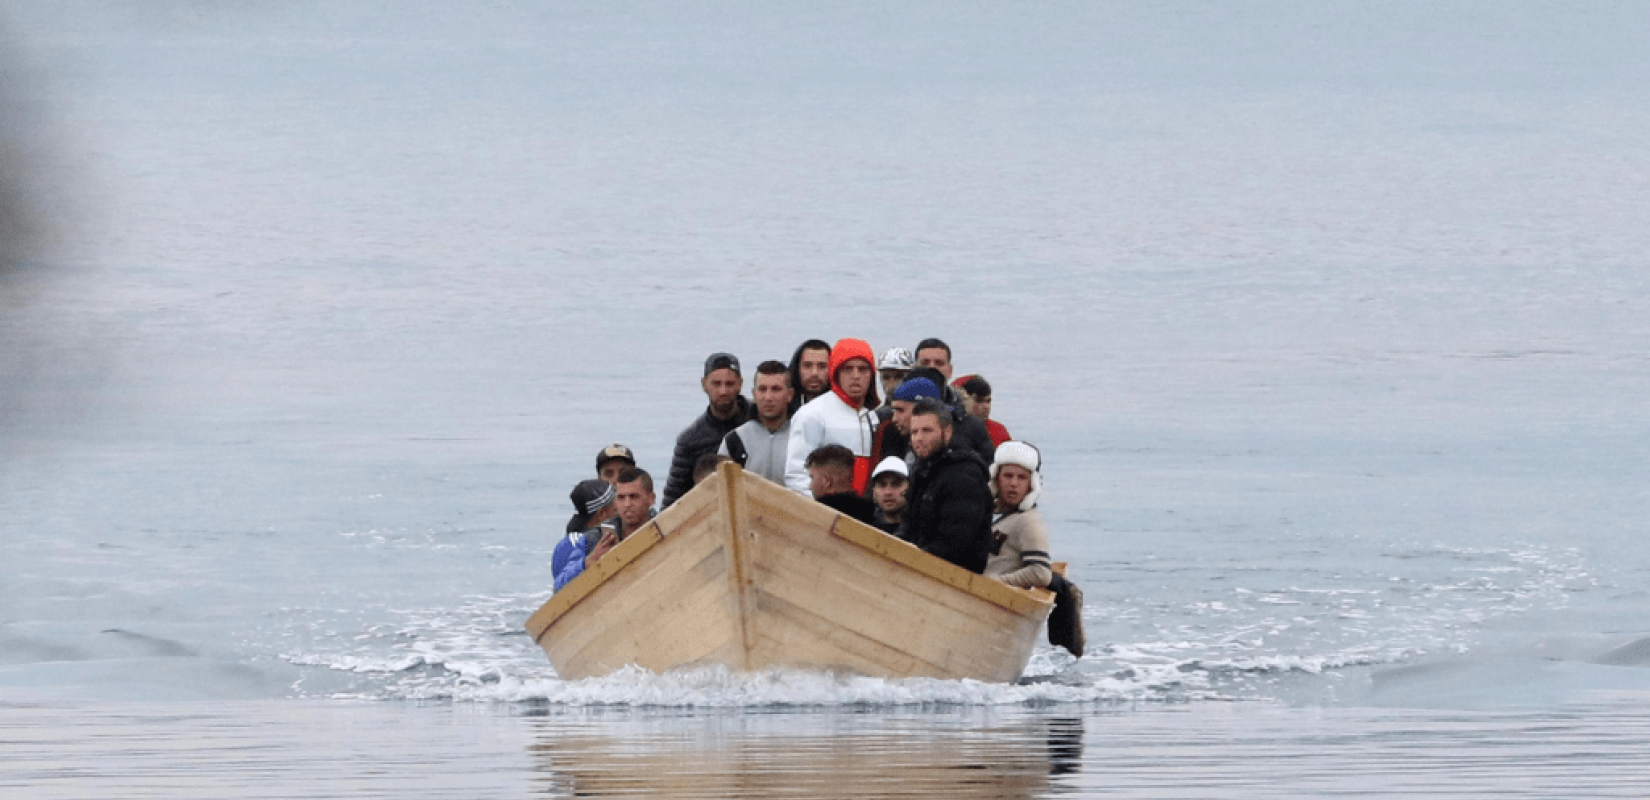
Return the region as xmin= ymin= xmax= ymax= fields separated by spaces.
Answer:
xmin=939 ymin=385 xmax=996 ymax=464
xmin=661 ymin=395 xmax=752 ymax=508
xmin=900 ymin=446 xmax=993 ymax=573
xmin=950 ymin=408 xmax=996 ymax=465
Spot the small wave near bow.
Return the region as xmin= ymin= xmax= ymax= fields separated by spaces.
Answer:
xmin=275 ymin=539 xmax=1593 ymax=707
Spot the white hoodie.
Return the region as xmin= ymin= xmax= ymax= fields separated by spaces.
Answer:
xmin=783 ymin=390 xmax=877 ymax=495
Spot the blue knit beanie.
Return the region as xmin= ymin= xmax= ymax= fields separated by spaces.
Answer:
xmin=891 ymin=377 xmax=939 ymax=403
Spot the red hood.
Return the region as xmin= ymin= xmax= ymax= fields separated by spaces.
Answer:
xmin=828 ymin=337 xmax=880 ymax=410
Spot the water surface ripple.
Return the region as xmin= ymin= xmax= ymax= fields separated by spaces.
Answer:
xmin=5 ymin=699 xmax=1649 ymax=798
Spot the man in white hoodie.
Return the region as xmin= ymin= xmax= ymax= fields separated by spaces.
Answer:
xmin=783 ymin=337 xmax=881 ymax=496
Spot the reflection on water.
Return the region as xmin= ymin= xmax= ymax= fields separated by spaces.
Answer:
xmin=7 ymin=697 xmax=1650 ymax=799
xmin=1046 ymin=717 xmax=1083 ymax=776
xmin=526 ymin=712 xmax=1084 ymax=799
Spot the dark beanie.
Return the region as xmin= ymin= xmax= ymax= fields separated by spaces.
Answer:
xmin=892 ymin=377 xmax=940 ymax=402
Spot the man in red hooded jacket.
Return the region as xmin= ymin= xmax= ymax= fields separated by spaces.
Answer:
xmin=783 ymin=338 xmax=882 ymax=496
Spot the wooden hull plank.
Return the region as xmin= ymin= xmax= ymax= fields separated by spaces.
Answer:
xmin=528 ymin=462 xmax=1055 ymax=682
xmin=740 ymin=510 xmax=1030 ymax=679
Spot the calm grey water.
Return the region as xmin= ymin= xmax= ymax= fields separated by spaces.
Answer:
xmin=8 ymin=698 xmax=1650 ymax=798
xmin=4 ymin=1 xmax=1650 ymax=795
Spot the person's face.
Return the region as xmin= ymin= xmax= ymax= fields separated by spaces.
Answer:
xmin=753 ymin=372 xmax=794 ymax=422
xmin=915 ymin=347 xmax=952 ymax=381
xmin=872 ymin=475 xmax=908 ymax=513
xmin=590 ymin=501 xmax=620 ymax=528
xmin=879 ymin=369 xmax=907 ymax=399
xmin=961 ymin=391 xmax=992 ymax=420
xmin=598 ymin=460 xmax=630 ymax=484
xmin=836 ymin=358 xmax=873 ymax=401
xmin=995 ymin=464 xmax=1032 ymax=509
xmin=702 ymin=368 xmax=743 ymax=413
xmin=615 ymin=480 xmax=655 ymax=530
xmin=798 ymin=348 xmax=831 ymax=394
xmin=909 ymin=414 xmax=950 ymax=459
xmin=891 ymin=400 xmax=915 ymax=434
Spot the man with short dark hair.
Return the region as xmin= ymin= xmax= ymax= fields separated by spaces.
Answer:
xmin=783 ymin=338 xmax=881 ymax=496
xmin=613 ymin=467 xmax=657 ymax=534
xmin=719 ymin=360 xmax=795 ymax=484
xmin=786 ymin=339 xmax=832 ymax=413
xmin=913 ymin=337 xmax=954 ymax=382
xmin=870 ymin=375 xmax=940 ymax=468
xmin=662 ymin=352 xmax=753 ymax=508
xmin=553 ymin=468 xmax=658 ymax=592
xmin=869 ymin=456 xmax=910 ymax=535
xmin=805 ymin=444 xmax=876 ymax=526
xmin=693 ymin=452 xmax=733 ymax=486
xmin=901 ymin=398 xmax=993 ymax=573
xmin=953 ymin=374 xmax=1011 ymax=447
xmin=595 ymin=443 xmax=637 ymax=484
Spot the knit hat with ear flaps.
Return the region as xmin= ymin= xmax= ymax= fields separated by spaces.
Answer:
xmin=990 ymin=440 xmax=1042 ymax=511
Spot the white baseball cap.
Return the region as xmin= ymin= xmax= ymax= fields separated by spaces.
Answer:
xmin=872 ymin=456 xmax=909 ymax=480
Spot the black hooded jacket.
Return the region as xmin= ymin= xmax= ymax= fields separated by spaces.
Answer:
xmin=900 ymin=445 xmax=993 ymax=574
xmin=948 ymin=400 xmax=997 ymax=464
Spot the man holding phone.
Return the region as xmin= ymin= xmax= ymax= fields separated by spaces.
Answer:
xmin=553 ymin=468 xmax=658 ymax=592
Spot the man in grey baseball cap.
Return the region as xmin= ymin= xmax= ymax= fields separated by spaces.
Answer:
xmin=661 ymin=352 xmax=752 ymax=508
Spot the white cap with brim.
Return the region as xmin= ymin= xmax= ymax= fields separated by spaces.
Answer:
xmin=872 ymin=456 xmax=909 ymax=480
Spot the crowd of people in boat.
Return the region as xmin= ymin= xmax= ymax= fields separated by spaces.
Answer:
xmin=551 ymin=337 xmax=1084 ymax=656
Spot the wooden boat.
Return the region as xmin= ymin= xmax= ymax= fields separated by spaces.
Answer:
xmin=525 ymin=461 xmax=1055 ymax=682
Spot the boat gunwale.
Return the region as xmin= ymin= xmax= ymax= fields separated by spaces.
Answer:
xmin=526 ymin=464 xmax=1054 ymax=647
xmin=823 ymin=513 xmax=1054 ymax=617
xmin=526 ymin=516 xmax=670 ymax=644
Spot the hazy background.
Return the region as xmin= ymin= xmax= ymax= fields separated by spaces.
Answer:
xmin=3 ymin=1 xmax=1649 ymax=794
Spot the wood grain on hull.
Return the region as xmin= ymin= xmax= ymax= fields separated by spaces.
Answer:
xmin=527 ymin=462 xmax=1053 ymax=682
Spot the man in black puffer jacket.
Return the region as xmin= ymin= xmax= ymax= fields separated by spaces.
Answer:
xmin=661 ymin=352 xmax=753 ymax=508
xmin=899 ymin=398 xmax=993 ymax=574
